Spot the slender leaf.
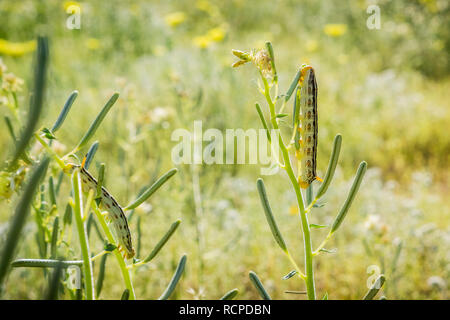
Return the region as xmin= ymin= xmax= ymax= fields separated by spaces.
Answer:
xmin=363 ymin=274 xmax=386 ymax=300
xmin=255 ymin=103 xmax=271 ymax=142
xmin=121 ymin=289 xmax=130 ymax=300
xmin=330 ymin=161 xmax=367 ymax=233
xmin=158 ymin=254 xmax=187 ymax=300
xmin=143 ymin=219 xmax=181 ymax=263
xmin=11 ymin=259 xmax=82 ymax=268
xmin=96 ymin=253 xmax=108 ymax=298
xmin=316 ymin=134 xmax=342 ymax=199
xmin=50 ymin=217 xmax=59 ymax=258
xmin=45 ymin=259 xmax=64 ymax=300
xmin=249 ymin=271 xmax=271 ymax=300
xmin=51 ymin=90 xmax=78 ymax=132
xmin=286 ymin=69 xmax=301 ymax=102
xmin=220 ymin=288 xmax=239 ymax=300
xmin=125 ymin=168 xmax=178 ymax=210
xmin=84 ymin=141 xmax=99 ymax=170
xmin=74 ymin=92 xmax=119 ymax=151
xmin=10 ymin=37 xmax=48 ymax=167
xmin=256 ymin=178 xmax=288 ymax=252
xmin=0 ymin=158 xmax=49 ymax=288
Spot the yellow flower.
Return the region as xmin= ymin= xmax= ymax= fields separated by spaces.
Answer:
xmin=0 ymin=39 xmax=36 ymax=57
xmin=207 ymin=27 xmax=226 ymax=42
xmin=289 ymin=205 xmax=298 ymax=216
xmin=323 ymin=24 xmax=347 ymax=37
xmin=63 ymin=1 xmax=80 ymax=11
xmin=193 ymin=35 xmax=211 ymax=49
xmin=2 ymin=73 xmax=24 ymax=92
xmin=86 ymin=38 xmax=100 ymax=50
xmin=164 ymin=12 xmax=186 ymax=28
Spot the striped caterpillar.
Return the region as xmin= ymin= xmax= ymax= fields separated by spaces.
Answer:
xmin=294 ymin=65 xmax=320 ymax=189
xmin=67 ymin=158 xmax=135 ymax=259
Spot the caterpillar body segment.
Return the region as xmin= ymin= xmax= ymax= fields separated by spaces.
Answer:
xmin=296 ymin=65 xmax=318 ymax=189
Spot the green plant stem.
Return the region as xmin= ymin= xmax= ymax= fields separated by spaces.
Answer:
xmin=72 ymin=170 xmax=95 ymax=300
xmin=91 ymin=204 xmax=136 ymax=300
xmin=261 ymin=74 xmax=316 ymax=300
xmin=34 ymin=133 xmax=66 ymax=169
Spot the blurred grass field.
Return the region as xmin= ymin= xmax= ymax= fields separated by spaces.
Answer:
xmin=0 ymin=0 xmax=448 ymax=299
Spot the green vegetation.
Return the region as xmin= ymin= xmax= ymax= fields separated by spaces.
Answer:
xmin=0 ymin=0 xmax=448 ymax=299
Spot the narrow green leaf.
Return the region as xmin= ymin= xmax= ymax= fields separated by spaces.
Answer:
xmin=136 ymin=215 xmax=142 ymax=258
xmin=50 ymin=217 xmax=59 ymax=258
xmin=158 ymin=254 xmax=187 ymax=300
xmin=310 ymin=223 xmax=328 ymax=229
xmin=319 ymin=248 xmax=337 ymax=254
xmin=265 ymin=41 xmax=277 ymax=82
xmin=249 ymin=271 xmax=271 ymax=300
xmin=330 ymin=161 xmax=367 ymax=233
xmin=96 ymin=254 xmax=108 ymax=298
xmin=256 ymin=178 xmax=288 ymax=252
xmin=121 ymin=289 xmax=130 ymax=300
xmin=292 ymin=86 xmax=300 ymax=126
xmin=95 ymin=162 xmax=105 ymax=201
xmin=363 ymin=274 xmax=386 ymax=300
xmin=84 ymin=141 xmax=99 ymax=170
xmin=51 ymin=90 xmax=78 ymax=132
xmin=322 ymin=292 xmax=328 ymax=300
xmin=316 ymin=134 xmax=342 ymax=199
xmin=143 ymin=219 xmax=181 ymax=263
xmin=220 ymin=288 xmax=239 ymax=300
xmin=74 ymin=92 xmax=119 ymax=152
xmin=4 ymin=116 xmax=16 ymax=141
xmin=282 ymin=270 xmax=297 ymax=280
xmin=275 ymin=113 xmax=289 ymax=118
xmin=48 ymin=177 xmax=57 ymax=206
xmin=63 ymin=203 xmax=72 ymax=225
xmin=306 ymin=184 xmax=313 ymax=206
xmin=125 ymin=168 xmax=178 ymax=210
xmin=10 ymin=37 xmax=49 ymax=167
xmin=41 ymin=127 xmax=55 ymax=140
xmin=0 ymin=157 xmax=49 ymax=288
xmin=11 ymin=258 xmax=82 ymax=268
xmin=104 ymin=243 xmax=117 ymax=252
xmin=286 ymin=69 xmax=301 ymax=102
xmin=255 ymin=103 xmax=271 ymax=142
xmin=45 ymin=259 xmax=64 ymax=300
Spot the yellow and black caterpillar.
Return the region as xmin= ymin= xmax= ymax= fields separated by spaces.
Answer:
xmin=294 ymin=65 xmax=320 ymax=189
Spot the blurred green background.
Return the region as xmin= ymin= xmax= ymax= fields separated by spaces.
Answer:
xmin=0 ymin=0 xmax=448 ymax=299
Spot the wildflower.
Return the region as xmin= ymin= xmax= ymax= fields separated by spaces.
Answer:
xmin=206 ymin=27 xmax=226 ymax=42
xmin=253 ymin=49 xmax=272 ymax=75
xmin=86 ymin=38 xmax=100 ymax=50
xmin=427 ymin=276 xmax=446 ymax=290
xmin=2 ymin=73 xmax=24 ymax=92
xmin=289 ymin=205 xmax=298 ymax=216
xmin=323 ymin=24 xmax=347 ymax=37
xmin=164 ymin=12 xmax=186 ymax=28
xmin=63 ymin=1 xmax=80 ymax=11
xmin=0 ymin=39 xmax=36 ymax=57
xmin=193 ymin=35 xmax=211 ymax=49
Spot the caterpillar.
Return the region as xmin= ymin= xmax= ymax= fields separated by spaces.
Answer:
xmin=67 ymin=158 xmax=135 ymax=259
xmin=295 ymin=65 xmax=320 ymax=189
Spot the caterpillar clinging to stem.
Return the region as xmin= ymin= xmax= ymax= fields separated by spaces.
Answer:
xmin=67 ymin=157 xmax=135 ymax=259
xmin=294 ymin=65 xmax=321 ymax=189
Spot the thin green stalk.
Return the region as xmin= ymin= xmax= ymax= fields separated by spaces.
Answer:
xmin=261 ymin=74 xmax=316 ymax=299
xmin=72 ymin=169 xmax=95 ymax=300
xmin=91 ymin=204 xmax=136 ymax=300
